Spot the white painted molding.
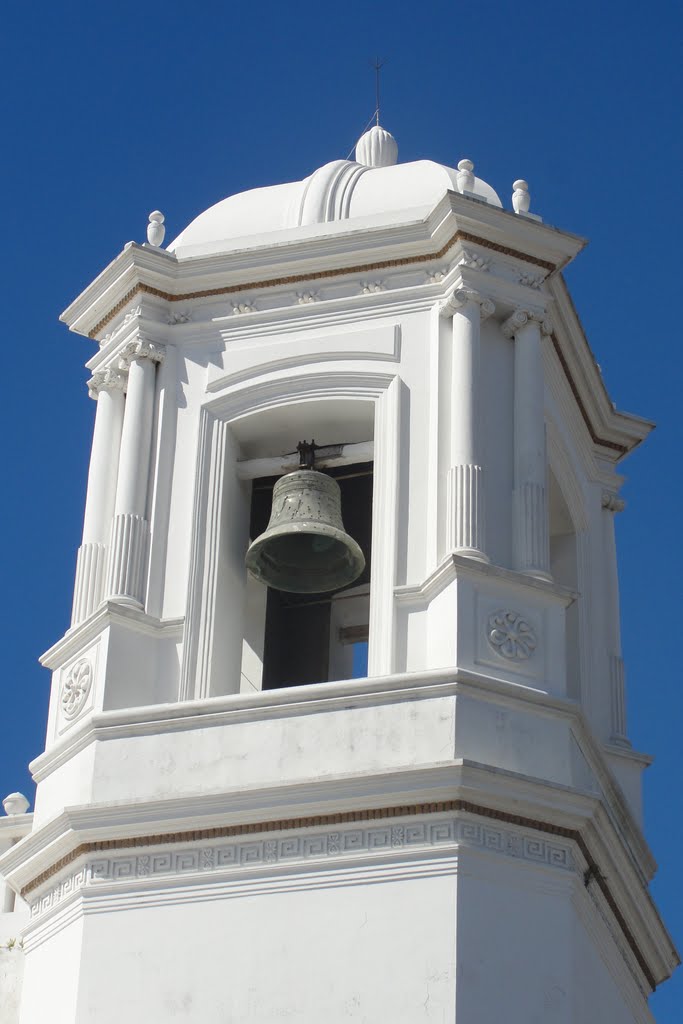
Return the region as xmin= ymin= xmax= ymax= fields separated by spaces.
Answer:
xmin=181 ymin=371 xmax=402 ymax=699
xmin=367 ymin=375 xmax=402 ymax=676
xmin=26 ymin=810 xmax=576 ymax=926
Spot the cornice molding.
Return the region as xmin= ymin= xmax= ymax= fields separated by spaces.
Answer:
xmin=40 ymin=603 xmax=184 ymax=671
xmin=5 ymin=780 xmax=676 ymax=991
xmin=394 ymin=554 xmax=575 ymax=607
xmin=61 ymin=190 xmax=583 ymax=341
xmin=83 ymin=227 xmax=556 ymax=340
xmin=547 ymin=276 xmax=653 ymax=457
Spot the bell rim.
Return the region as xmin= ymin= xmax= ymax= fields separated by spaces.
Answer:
xmin=245 ymin=520 xmax=366 ymax=593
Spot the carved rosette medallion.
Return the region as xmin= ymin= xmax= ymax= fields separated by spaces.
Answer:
xmin=61 ymin=659 xmax=93 ymax=720
xmin=487 ymin=611 xmax=537 ymax=661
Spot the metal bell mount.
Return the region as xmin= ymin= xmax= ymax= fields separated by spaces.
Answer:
xmin=245 ymin=441 xmax=366 ymax=594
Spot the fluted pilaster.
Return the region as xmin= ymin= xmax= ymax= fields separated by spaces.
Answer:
xmin=105 ymin=337 xmax=164 ymax=606
xmin=609 ymin=653 xmax=629 ymax=745
xmin=440 ymin=288 xmax=494 ymax=561
xmin=513 ymin=481 xmax=549 ymax=576
xmin=446 ymin=464 xmax=485 ymax=555
xmin=503 ymin=308 xmax=552 ymax=579
xmin=106 ymin=513 xmax=150 ymax=605
xmin=602 ymin=490 xmax=629 ymax=746
xmin=72 ymin=542 xmax=107 ymax=625
xmin=71 ymin=368 xmax=126 ymax=626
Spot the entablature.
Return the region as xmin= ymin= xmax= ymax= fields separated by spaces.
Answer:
xmin=60 ymin=192 xmax=584 ymax=340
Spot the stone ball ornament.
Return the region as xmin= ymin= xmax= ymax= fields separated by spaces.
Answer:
xmin=487 ymin=610 xmax=537 ymax=661
xmin=61 ymin=658 xmax=93 ymax=720
xmin=3 ymin=792 xmax=30 ymax=816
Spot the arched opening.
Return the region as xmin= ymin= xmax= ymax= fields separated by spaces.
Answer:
xmin=233 ymin=398 xmax=376 ymax=692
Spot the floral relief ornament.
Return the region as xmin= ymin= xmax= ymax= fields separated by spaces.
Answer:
xmin=487 ymin=611 xmax=537 ymax=661
xmin=61 ymin=659 xmax=93 ymax=720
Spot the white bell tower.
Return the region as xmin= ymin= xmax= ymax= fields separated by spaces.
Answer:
xmin=0 ymin=125 xmax=678 ymax=1022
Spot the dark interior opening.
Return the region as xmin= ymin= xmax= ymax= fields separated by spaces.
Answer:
xmin=249 ymin=463 xmax=373 ymax=689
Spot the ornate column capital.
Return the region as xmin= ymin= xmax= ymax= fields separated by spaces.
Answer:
xmin=87 ymin=367 xmax=127 ymax=399
xmin=119 ymin=336 xmax=165 ymax=369
xmin=602 ymin=491 xmax=626 ymax=513
xmin=439 ymin=288 xmax=495 ymax=321
xmin=501 ymin=308 xmax=553 ymax=339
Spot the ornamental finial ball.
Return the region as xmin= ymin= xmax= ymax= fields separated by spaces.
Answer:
xmin=456 ymin=159 xmax=475 ymax=194
xmin=147 ymin=210 xmax=166 ymax=247
xmin=355 ymin=125 xmax=398 ymax=168
xmin=512 ymin=180 xmax=530 ymax=215
xmin=3 ymin=792 xmax=29 ymax=816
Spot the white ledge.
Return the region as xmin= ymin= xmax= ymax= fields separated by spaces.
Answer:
xmin=394 ymin=554 xmax=576 ymax=606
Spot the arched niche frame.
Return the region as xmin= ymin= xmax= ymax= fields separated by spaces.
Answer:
xmin=180 ymin=371 xmax=403 ymax=701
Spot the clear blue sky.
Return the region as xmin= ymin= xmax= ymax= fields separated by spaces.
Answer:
xmin=1 ymin=0 xmax=681 ymax=1014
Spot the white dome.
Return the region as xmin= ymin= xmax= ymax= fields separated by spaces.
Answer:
xmin=168 ymin=142 xmax=502 ymax=258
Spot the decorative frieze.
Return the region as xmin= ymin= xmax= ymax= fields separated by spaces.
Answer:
xmin=167 ymin=309 xmax=192 ymax=324
xmin=28 ymin=813 xmax=575 ymax=921
xmin=518 ymin=269 xmax=545 ymax=289
xmin=459 ymin=249 xmax=490 ymax=271
xmin=295 ymin=291 xmax=319 ymax=304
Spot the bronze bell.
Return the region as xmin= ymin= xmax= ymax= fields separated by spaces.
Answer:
xmin=245 ymin=447 xmax=365 ymax=594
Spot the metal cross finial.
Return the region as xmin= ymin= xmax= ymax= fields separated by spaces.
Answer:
xmin=371 ymin=57 xmax=387 ymax=126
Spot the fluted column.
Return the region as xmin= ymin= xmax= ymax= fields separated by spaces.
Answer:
xmin=71 ymin=368 xmax=126 ymax=625
xmin=440 ymin=288 xmax=494 ymax=560
xmin=502 ymin=308 xmax=552 ymax=579
xmin=602 ymin=490 xmax=629 ymax=745
xmin=105 ymin=338 xmax=164 ymax=606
